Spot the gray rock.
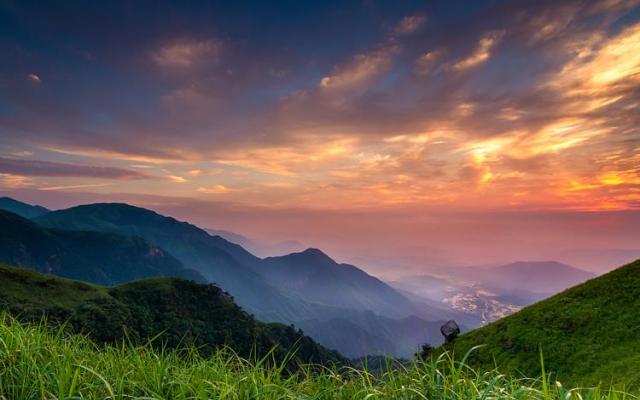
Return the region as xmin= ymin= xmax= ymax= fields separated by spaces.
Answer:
xmin=440 ymin=320 xmax=460 ymax=343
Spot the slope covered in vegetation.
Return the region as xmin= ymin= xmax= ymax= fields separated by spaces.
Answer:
xmin=0 ymin=210 xmax=204 ymax=285
xmin=443 ymin=259 xmax=640 ymax=388
xmin=0 ymin=264 xmax=344 ymax=366
xmin=0 ymin=314 xmax=632 ymax=399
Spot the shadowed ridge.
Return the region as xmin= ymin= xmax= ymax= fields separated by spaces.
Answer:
xmin=0 ymin=209 xmax=205 ymax=285
xmin=0 ymin=197 xmax=50 ymax=219
xmin=0 ymin=263 xmax=347 ymax=366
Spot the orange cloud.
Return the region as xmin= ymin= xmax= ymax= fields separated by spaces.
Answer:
xmin=167 ymin=175 xmax=187 ymax=183
xmin=319 ymin=45 xmax=400 ymax=90
xmin=451 ymin=31 xmax=504 ymax=71
xmin=197 ymin=185 xmax=229 ymax=194
xmin=0 ymin=173 xmax=32 ymax=188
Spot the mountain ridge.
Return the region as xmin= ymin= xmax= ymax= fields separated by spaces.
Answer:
xmin=5 ymin=198 xmax=453 ymax=357
xmin=0 ymin=263 xmax=346 ymax=366
xmin=0 ymin=196 xmax=50 ymax=218
xmin=260 ymin=248 xmax=417 ymax=318
xmin=0 ymin=209 xmax=204 ymax=285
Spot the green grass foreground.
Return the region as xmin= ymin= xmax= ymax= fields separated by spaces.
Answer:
xmin=0 ymin=314 xmax=635 ymax=400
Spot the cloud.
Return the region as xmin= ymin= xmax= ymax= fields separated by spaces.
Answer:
xmin=27 ymin=73 xmax=41 ymax=83
xmin=167 ymin=175 xmax=188 ymax=183
xmin=0 ymin=158 xmax=153 ymax=180
xmin=40 ymin=183 xmax=112 ymax=191
xmin=152 ymin=38 xmax=223 ymax=68
xmin=450 ymin=31 xmax=504 ymax=71
xmin=10 ymin=151 xmax=34 ymax=157
xmin=394 ymin=15 xmax=426 ymax=35
xmin=197 ymin=185 xmax=229 ymax=194
xmin=415 ymin=49 xmax=445 ymax=76
xmin=0 ymin=173 xmax=32 ymax=188
xmin=319 ymin=45 xmax=400 ymax=90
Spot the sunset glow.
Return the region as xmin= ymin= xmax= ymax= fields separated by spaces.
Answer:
xmin=1 ymin=0 xmax=639 ymax=274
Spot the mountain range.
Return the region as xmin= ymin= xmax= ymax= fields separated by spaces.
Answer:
xmin=0 ymin=197 xmax=603 ymax=359
xmin=261 ymin=248 xmax=416 ymax=318
xmin=0 ymin=196 xmax=49 ymax=218
xmin=411 ymin=261 xmax=594 ymax=295
xmin=206 ymin=228 xmax=306 ymax=257
xmin=0 ymin=210 xmax=204 ymax=285
xmin=1 ymin=198 xmax=449 ymax=357
xmin=0 ymin=263 xmax=345 ymax=366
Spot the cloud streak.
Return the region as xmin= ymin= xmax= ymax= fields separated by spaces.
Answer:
xmin=0 ymin=158 xmax=154 ymax=180
xmin=152 ymin=38 xmax=223 ymax=68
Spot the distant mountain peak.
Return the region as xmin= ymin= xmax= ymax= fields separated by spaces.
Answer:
xmin=69 ymin=202 xmax=156 ymax=214
xmin=498 ymin=260 xmax=593 ymax=275
xmin=300 ymin=248 xmax=329 ymax=257
xmin=0 ymin=197 xmax=50 ymax=219
xmin=508 ymin=260 xmax=570 ymax=267
xmin=293 ymin=248 xmax=336 ymax=264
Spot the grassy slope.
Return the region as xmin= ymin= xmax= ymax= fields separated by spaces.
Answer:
xmin=443 ymin=259 xmax=640 ymax=388
xmin=0 ymin=264 xmax=345 ymax=366
xmin=0 ymin=315 xmax=633 ymax=399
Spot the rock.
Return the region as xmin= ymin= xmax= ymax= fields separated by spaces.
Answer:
xmin=440 ymin=320 xmax=460 ymax=343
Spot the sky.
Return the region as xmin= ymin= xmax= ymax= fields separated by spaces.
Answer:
xmin=1 ymin=0 xmax=640 ymax=276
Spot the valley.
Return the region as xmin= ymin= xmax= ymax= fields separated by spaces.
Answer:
xmin=0 ymin=195 xmax=637 ymax=394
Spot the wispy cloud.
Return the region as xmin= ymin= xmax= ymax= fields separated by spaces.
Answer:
xmin=167 ymin=175 xmax=188 ymax=183
xmin=0 ymin=173 xmax=32 ymax=188
xmin=40 ymin=183 xmax=112 ymax=191
xmin=450 ymin=31 xmax=504 ymax=71
xmin=415 ymin=49 xmax=445 ymax=76
xmin=319 ymin=45 xmax=400 ymax=90
xmin=27 ymin=73 xmax=41 ymax=83
xmin=394 ymin=15 xmax=426 ymax=35
xmin=152 ymin=38 xmax=223 ymax=68
xmin=197 ymin=185 xmax=229 ymax=194
xmin=0 ymin=158 xmax=154 ymax=180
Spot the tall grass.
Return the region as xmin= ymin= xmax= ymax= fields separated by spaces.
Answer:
xmin=0 ymin=314 xmax=635 ymax=399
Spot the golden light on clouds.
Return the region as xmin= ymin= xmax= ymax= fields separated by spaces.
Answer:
xmin=197 ymin=185 xmax=229 ymax=194
xmin=451 ymin=31 xmax=504 ymax=71
xmin=167 ymin=175 xmax=188 ymax=183
xmin=5 ymin=4 xmax=639 ymax=217
xmin=0 ymin=173 xmax=31 ymax=188
xmin=319 ymin=45 xmax=400 ymax=90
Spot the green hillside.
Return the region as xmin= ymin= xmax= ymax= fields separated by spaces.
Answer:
xmin=0 ymin=210 xmax=204 ymax=285
xmin=442 ymin=259 xmax=640 ymax=388
xmin=0 ymin=264 xmax=345 ymax=366
xmin=0 ymin=314 xmax=630 ymax=399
